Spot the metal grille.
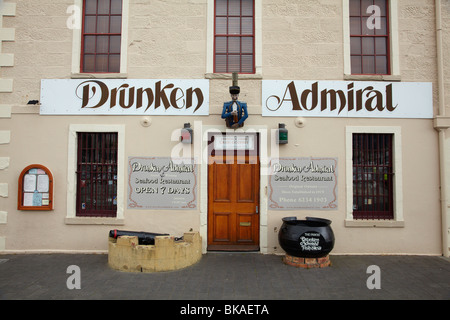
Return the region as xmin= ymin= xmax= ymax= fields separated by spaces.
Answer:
xmin=214 ymin=0 xmax=255 ymax=74
xmin=352 ymin=133 xmax=393 ymax=220
xmin=76 ymin=132 xmax=118 ymax=217
xmin=349 ymin=0 xmax=390 ymax=75
xmin=81 ymin=0 xmax=122 ymax=73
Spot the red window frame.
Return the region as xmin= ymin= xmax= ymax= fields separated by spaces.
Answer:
xmin=352 ymin=133 xmax=394 ymax=220
xmin=214 ymin=0 xmax=255 ymax=74
xmin=76 ymin=132 xmax=118 ymax=217
xmin=349 ymin=0 xmax=390 ymax=75
xmin=81 ymin=0 xmax=122 ymax=73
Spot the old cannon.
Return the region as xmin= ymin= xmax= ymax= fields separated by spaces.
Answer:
xmin=109 ymin=229 xmax=170 ymax=245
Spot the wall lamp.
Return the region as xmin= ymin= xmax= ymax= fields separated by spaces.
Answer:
xmin=277 ymin=123 xmax=288 ymax=144
xmin=181 ymin=123 xmax=193 ymax=144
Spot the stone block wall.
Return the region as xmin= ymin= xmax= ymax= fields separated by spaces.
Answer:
xmin=108 ymin=232 xmax=202 ymax=272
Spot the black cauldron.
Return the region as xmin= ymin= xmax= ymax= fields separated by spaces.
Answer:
xmin=278 ymin=217 xmax=335 ymax=258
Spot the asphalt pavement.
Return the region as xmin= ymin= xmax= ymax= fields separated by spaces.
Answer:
xmin=0 ymin=252 xmax=448 ymax=315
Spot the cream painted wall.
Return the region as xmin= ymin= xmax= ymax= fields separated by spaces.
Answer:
xmin=0 ymin=112 xmax=441 ymax=254
xmin=0 ymin=0 xmax=446 ymax=255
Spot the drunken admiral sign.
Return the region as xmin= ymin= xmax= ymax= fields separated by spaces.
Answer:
xmin=128 ymin=157 xmax=197 ymax=210
xmin=268 ymin=157 xmax=338 ymax=210
xmin=262 ymin=80 xmax=433 ymax=118
xmin=40 ymin=79 xmax=209 ymax=115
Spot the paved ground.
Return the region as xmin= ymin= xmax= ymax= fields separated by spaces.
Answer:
xmin=0 ymin=253 xmax=448 ymax=304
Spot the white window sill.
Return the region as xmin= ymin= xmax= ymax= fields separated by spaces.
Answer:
xmin=70 ymin=73 xmax=128 ymax=79
xmin=205 ymin=72 xmax=263 ymax=80
xmin=344 ymin=74 xmax=401 ymax=82
xmin=345 ymin=219 xmax=405 ymax=228
xmin=65 ymin=217 xmax=125 ymax=225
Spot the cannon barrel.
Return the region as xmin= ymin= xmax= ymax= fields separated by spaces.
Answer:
xmin=109 ymin=229 xmax=169 ymax=245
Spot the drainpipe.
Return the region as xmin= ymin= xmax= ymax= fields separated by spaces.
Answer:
xmin=438 ymin=130 xmax=448 ymax=257
xmin=435 ymin=0 xmax=449 ymax=257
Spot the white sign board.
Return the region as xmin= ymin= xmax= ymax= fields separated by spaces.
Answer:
xmin=268 ymin=157 xmax=338 ymax=210
xmin=262 ymin=80 xmax=433 ymax=118
xmin=40 ymin=79 xmax=209 ymax=115
xmin=128 ymin=157 xmax=197 ymax=210
xmin=213 ymin=134 xmax=255 ymax=151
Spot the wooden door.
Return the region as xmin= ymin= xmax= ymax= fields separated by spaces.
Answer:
xmin=208 ymin=155 xmax=260 ymax=251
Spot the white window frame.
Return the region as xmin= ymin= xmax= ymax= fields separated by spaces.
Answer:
xmin=66 ymin=124 xmax=125 ymax=225
xmin=345 ymin=126 xmax=404 ymax=227
xmin=343 ymin=0 xmax=400 ymax=80
xmin=205 ymin=0 xmax=262 ymax=79
xmin=70 ymin=0 xmax=129 ymax=78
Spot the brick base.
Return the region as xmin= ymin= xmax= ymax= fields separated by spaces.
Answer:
xmin=283 ymin=254 xmax=331 ymax=268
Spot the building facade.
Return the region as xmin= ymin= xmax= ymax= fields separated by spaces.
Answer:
xmin=0 ymin=0 xmax=449 ymax=256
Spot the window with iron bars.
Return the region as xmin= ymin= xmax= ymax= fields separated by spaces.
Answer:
xmin=76 ymin=132 xmax=118 ymax=217
xmin=352 ymin=133 xmax=394 ymax=220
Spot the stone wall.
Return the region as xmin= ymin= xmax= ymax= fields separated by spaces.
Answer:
xmin=108 ymin=232 xmax=202 ymax=272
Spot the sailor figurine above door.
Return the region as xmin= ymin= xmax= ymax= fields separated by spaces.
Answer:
xmin=221 ymin=73 xmax=248 ymax=129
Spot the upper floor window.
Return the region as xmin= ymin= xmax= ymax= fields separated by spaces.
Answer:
xmin=81 ymin=0 xmax=122 ymax=73
xmin=349 ymin=0 xmax=390 ymax=75
xmin=214 ymin=0 xmax=255 ymax=74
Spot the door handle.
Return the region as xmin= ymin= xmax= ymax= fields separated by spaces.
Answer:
xmin=256 ymin=206 xmax=259 ymax=214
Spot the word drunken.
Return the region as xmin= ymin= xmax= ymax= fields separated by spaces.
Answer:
xmin=76 ymin=80 xmax=204 ymax=113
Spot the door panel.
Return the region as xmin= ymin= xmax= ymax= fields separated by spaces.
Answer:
xmin=213 ymin=164 xmax=232 ymax=202
xmin=208 ymin=156 xmax=260 ymax=251
xmin=237 ymin=163 xmax=255 ymax=202
xmin=236 ymin=212 xmax=254 ymax=242
xmin=212 ymin=212 xmax=231 ymax=242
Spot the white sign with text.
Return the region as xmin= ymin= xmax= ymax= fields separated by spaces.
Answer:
xmin=262 ymin=80 xmax=433 ymax=118
xmin=40 ymin=79 xmax=209 ymax=115
xmin=268 ymin=157 xmax=338 ymax=210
